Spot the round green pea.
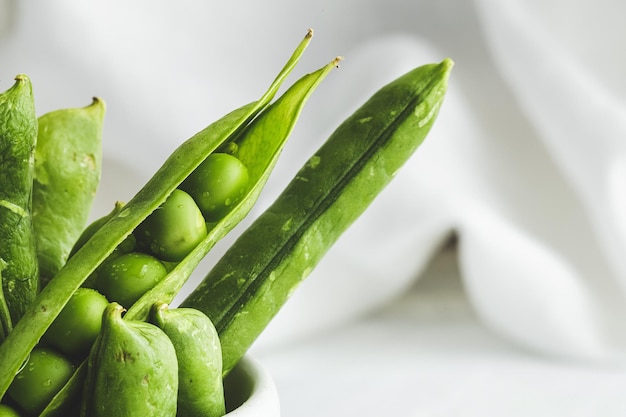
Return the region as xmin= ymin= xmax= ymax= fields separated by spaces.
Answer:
xmin=0 ymin=404 xmax=21 ymax=417
xmin=135 ymin=189 xmax=207 ymax=262
xmin=95 ymin=252 xmax=168 ymax=308
xmin=180 ymin=152 xmax=249 ymax=222
xmin=7 ymin=348 xmax=74 ymax=416
xmin=42 ymin=288 xmax=109 ymax=359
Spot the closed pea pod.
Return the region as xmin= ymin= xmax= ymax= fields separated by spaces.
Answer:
xmin=151 ymin=302 xmax=225 ymax=417
xmin=81 ymin=303 xmax=178 ymax=417
xmin=0 ymin=75 xmax=39 ymax=325
xmin=33 ymin=98 xmax=105 ymax=286
xmin=182 ymin=59 xmax=454 ymax=373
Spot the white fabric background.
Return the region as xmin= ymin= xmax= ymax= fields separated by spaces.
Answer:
xmin=2 ymin=0 xmax=626 ymax=415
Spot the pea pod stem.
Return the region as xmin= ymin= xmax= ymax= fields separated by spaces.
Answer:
xmin=0 ymin=29 xmax=315 ymax=398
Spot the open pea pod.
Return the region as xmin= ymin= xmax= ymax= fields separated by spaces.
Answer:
xmin=125 ymin=55 xmax=341 ymax=321
xmin=0 ymin=29 xmax=316 ymax=399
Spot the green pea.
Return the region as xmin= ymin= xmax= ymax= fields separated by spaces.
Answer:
xmin=42 ymin=288 xmax=109 ymax=359
xmin=180 ymin=153 xmax=249 ymax=222
xmin=95 ymin=252 xmax=167 ymax=308
xmin=182 ymin=59 xmax=453 ymax=373
xmin=0 ymin=75 xmax=39 ymax=325
xmin=0 ymin=404 xmax=21 ymax=417
xmin=7 ymin=348 xmax=74 ymax=416
xmin=134 ymin=189 xmax=207 ymax=262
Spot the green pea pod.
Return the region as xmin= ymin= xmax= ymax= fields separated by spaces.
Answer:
xmin=33 ymin=98 xmax=105 ymax=286
xmin=125 ymin=55 xmax=340 ymax=321
xmin=0 ymin=29 xmax=315 ymax=401
xmin=81 ymin=302 xmax=178 ymax=417
xmin=151 ymin=302 xmax=225 ymax=417
xmin=0 ymin=75 xmax=39 ymax=324
xmin=181 ymin=58 xmax=454 ymax=373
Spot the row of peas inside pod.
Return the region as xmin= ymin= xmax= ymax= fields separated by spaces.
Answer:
xmin=5 ymin=151 xmax=247 ymax=416
xmin=80 ymin=152 xmax=250 ymax=308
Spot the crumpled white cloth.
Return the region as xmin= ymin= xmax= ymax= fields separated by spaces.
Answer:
xmin=2 ymin=0 xmax=626 ymax=414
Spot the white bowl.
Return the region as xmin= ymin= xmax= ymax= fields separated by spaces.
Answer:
xmin=223 ymin=355 xmax=280 ymax=417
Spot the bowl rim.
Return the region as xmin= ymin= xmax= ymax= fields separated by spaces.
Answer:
xmin=223 ymin=355 xmax=280 ymax=416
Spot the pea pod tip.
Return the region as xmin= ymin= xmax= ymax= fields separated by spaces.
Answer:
xmin=440 ymin=57 xmax=454 ymax=72
xmin=6 ymin=74 xmax=33 ymax=93
xmin=13 ymin=74 xmax=30 ymax=82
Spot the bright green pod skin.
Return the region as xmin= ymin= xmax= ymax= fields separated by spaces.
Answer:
xmin=71 ymin=202 xmax=136 ymax=289
xmin=69 ymin=201 xmax=125 ymax=258
xmin=0 ymin=75 xmax=39 ymax=324
xmin=182 ymin=59 xmax=453 ymax=373
xmin=151 ymin=302 xmax=225 ymax=417
xmin=81 ymin=303 xmax=178 ymax=417
xmin=33 ymin=98 xmax=105 ymax=286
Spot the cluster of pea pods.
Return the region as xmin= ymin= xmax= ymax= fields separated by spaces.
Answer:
xmin=0 ymin=29 xmax=452 ymax=417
